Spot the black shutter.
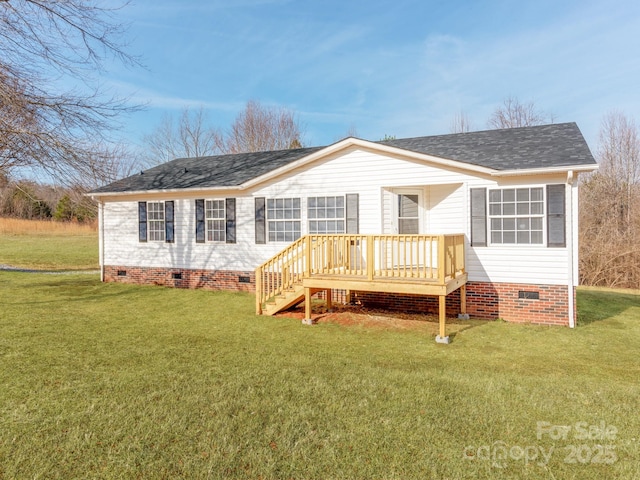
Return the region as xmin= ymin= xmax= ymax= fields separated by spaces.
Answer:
xmin=138 ymin=201 xmax=147 ymax=242
xmin=470 ymin=188 xmax=487 ymax=246
xmin=226 ymin=198 xmax=236 ymax=244
xmin=255 ymin=197 xmax=266 ymax=244
xmin=547 ymin=184 xmax=566 ymax=247
xmin=195 ymin=199 xmax=205 ymax=243
xmin=165 ymin=201 xmax=174 ymax=243
xmin=345 ymin=193 xmax=359 ymax=234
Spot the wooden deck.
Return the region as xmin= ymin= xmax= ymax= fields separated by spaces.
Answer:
xmin=255 ymin=234 xmax=467 ymax=341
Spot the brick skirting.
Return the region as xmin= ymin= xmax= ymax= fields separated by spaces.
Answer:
xmin=353 ymin=282 xmax=573 ymax=326
xmin=104 ymin=266 xmax=573 ymax=326
xmin=104 ymin=265 xmax=255 ymax=292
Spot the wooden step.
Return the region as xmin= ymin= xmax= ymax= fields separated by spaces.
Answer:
xmin=262 ymin=286 xmax=305 ymax=315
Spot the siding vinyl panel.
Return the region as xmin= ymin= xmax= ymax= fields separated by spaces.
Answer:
xmin=467 ymin=247 xmax=569 ymax=284
xmin=251 ymin=148 xmax=479 ymax=235
xmin=101 ymin=151 xmax=574 ymax=286
xmin=427 ymin=184 xmax=466 ymax=234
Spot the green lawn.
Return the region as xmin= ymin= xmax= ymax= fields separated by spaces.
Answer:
xmin=0 ymin=272 xmax=638 ymax=479
xmin=0 ymin=233 xmax=98 ymax=270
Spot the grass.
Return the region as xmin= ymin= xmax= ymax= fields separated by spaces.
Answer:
xmin=0 ymin=271 xmax=638 ymax=479
xmin=0 ymin=217 xmax=97 ymax=270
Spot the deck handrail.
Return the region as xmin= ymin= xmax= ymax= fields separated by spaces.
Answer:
xmin=256 ymin=234 xmax=465 ymax=314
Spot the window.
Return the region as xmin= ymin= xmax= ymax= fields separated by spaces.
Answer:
xmin=147 ymin=202 xmax=166 ymax=242
xmin=489 ymin=188 xmax=544 ymax=244
xmin=398 ymin=194 xmax=419 ymax=234
xmin=267 ymin=198 xmax=301 ymax=242
xmin=205 ymin=199 xmax=225 ymax=242
xmin=308 ymin=196 xmax=345 ymax=234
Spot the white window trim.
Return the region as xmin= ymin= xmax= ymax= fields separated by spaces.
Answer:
xmin=147 ymin=201 xmax=165 ymax=242
xmin=267 ymin=197 xmax=301 ymax=243
xmin=487 ymin=185 xmax=546 ymax=247
xmin=307 ymin=195 xmax=346 ymax=234
xmin=205 ymin=199 xmax=226 ymax=243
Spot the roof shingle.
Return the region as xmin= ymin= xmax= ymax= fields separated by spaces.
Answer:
xmin=91 ymin=122 xmax=595 ymax=194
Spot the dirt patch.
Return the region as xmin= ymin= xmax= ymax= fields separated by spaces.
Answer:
xmin=275 ymin=303 xmax=474 ymax=335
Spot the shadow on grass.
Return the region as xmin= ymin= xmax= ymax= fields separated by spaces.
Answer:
xmin=577 ymin=288 xmax=640 ymax=326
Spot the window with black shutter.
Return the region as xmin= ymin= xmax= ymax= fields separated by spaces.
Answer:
xmin=195 ymin=199 xmax=205 ymax=243
xmin=547 ymin=184 xmax=566 ymax=247
xmin=226 ymin=198 xmax=236 ymax=244
xmin=255 ymin=197 xmax=266 ymax=244
xmin=470 ymin=188 xmax=487 ymax=246
xmin=346 ymin=193 xmax=359 ymax=234
xmin=138 ymin=201 xmax=147 ymax=242
xmin=164 ymin=201 xmax=175 ymax=243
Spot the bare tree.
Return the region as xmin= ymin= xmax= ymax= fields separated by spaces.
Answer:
xmin=345 ymin=124 xmax=359 ymax=138
xmin=143 ymin=107 xmax=223 ymax=165
xmin=487 ymin=96 xmax=551 ymax=129
xmin=221 ymin=100 xmax=304 ymax=154
xmin=598 ymin=112 xmax=640 ymax=186
xmin=0 ymin=0 xmax=139 ymax=183
xmin=579 ymin=111 xmax=640 ymax=288
xmin=449 ymin=111 xmax=473 ymax=133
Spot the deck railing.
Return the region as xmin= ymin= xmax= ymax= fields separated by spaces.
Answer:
xmin=256 ymin=234 xmax=465 ymax=314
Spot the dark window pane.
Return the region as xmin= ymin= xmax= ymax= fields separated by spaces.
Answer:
xmin=516 ymin=188 xmax=529 ymax=201
xmin=517 ymin=218 xmax=530 ymax=231
xmin=531 ymin=231 xmax=543 ymax=244
xmin=503 ymin=189 xmax=515 ymax=202
xmin=517 ymin=203 xmax=530 ymax=215
xmin=503 ymin=218 xmax=515 ymax=231
xmin=503 ymin=203 xmax=515 ymax=215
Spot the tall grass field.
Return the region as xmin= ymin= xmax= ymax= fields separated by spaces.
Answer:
xmin=0 ymin=217 xmax=97 ymax=270
xmin=0 ymin=219 xmax=638 ymax=478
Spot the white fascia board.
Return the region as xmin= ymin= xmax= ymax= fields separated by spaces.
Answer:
xmin=239 ymin=138 xmax=496 ymax=190
xmin=492 ymin=164 xmax=599 ymax=177
xmin=87 ymin=185 xmax=241 ymax=200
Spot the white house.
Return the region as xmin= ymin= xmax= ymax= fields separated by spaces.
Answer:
xmin=90 ymin=123 xmax=597 ymax=334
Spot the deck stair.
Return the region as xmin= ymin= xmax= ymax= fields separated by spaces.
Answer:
xmin=262 ymin=284 xmax=306 ymax=315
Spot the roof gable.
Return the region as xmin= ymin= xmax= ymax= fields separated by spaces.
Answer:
xmin=91 ymin=122 xmax=596 ymax=195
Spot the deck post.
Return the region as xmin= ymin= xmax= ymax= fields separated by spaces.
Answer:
xmin=367 ymin=236 xmax=374 ymax=281
xmin=255 ymin=268 xmax=262 ymax=315
xmin=302 ymin=287 xmax=313 ymax=325
xmin=438 ymin=235 xmax=446 ymax=284
xmin=436 ymin=295 xmax=450 ymax=344
xmin=458 ymin=284 xmax=470 ymax=320
xmin=304 ymin=236 xmax=311 ymax=277
xmin=326 ymin=288 xmax=332 ymax=311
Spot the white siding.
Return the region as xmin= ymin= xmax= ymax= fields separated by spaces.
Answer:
xmin=467 ymin=246 xmax=568 ymax=284
xmin=100 ymin=147 xmax=575 ymax=286
xmin=427 ymin=183 xmax=466 ymax=234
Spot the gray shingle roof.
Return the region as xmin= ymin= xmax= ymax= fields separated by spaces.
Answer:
xmin=381 ymin=122 xmax=595 ymax=170
xmin=91 ymin=122 xmax=595 ymax=194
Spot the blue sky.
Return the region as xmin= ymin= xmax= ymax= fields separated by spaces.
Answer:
xmin=107 ymin=0 xmax=640 ymax=153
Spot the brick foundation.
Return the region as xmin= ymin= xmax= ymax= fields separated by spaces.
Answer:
xmin=104 ymin=266 xmax=255 ymax=292
xmin=353 ymin=282 xmax=573 ymax=326
xmin=104 ymin=266 xmax=574 ymax=326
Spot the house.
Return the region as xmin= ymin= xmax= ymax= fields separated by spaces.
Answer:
xmin=89 ymin=122 xmax=597 ymax=339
